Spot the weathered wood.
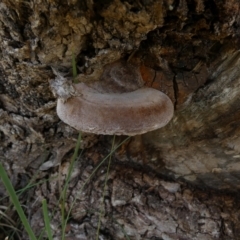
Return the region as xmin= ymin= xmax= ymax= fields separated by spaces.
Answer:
xmin=1 ymin=0 xmax=240 ymax=239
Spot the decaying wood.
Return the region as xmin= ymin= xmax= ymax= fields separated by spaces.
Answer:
xmin=1 ymin=0 xmax=240 ymax=239
xmin=28 ymin=161 xmax=240 ymax=239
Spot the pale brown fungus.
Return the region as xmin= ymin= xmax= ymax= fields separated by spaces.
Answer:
xmin=56 ymin=60 xmax=174 ymax=136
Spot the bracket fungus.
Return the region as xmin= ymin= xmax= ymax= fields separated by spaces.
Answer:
xmin=56 ymin=60 xmax=174 ymax=136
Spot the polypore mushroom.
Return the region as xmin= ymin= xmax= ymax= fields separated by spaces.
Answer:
xmin=56 ymin=60 xmax=174 ymax=136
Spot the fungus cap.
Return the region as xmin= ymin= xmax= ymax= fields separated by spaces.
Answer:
xmin=57 ymin=82 xmax=174 ymax=135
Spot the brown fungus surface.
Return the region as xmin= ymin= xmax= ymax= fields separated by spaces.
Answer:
xmin=57 ymin=60 xmax=174 ymax=135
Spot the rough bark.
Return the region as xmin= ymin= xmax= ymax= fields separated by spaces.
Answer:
xmin=1 ymin=0 xmax=240 ymax=239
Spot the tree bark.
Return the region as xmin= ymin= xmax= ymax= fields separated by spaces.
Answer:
xmin=1 ymin=0 xmax=240 ymax=239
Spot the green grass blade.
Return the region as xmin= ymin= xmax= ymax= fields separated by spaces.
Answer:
xmin=96 ymin=135 xmax=115 ymax=239
xmin=0 ymin=176 xmax=58 ymax=203
xmin=42 ymin=199 xmax=53 ymax=240
xmin=72 ymin=51 xmax=78 ymax=83
xmin=60 ymin=132 xmax=82 ymax=202
xmin=60 ymin=132 xmax=82 ymax=240
xmin=0 ymin=163 xmax=37 ymax=240
xmin=62 ymin=136 xmax=131 ymax=237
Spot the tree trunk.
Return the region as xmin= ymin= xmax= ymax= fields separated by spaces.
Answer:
xmin=1 ymin=0 xmax=240 ymax=239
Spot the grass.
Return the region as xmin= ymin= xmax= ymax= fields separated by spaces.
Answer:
xmin=72 ymin=51 xmax=78 ymax=84
xmin=0 ymin=135 xmax=131 ymax=239
xmin=0 ymin=205 xmax=21 ymax=239
xmin=96 ymin=135 xmax=115 ymax=239
xmin=0 ymin=53 xmax=132 ymax=240
xmin=42 ymin=199 xmax=53 ymax=240
xmin=0 ymin=166 xmax=58 ymax=239
xmin=61 ymin=135 xmax=131 ymax=240
xmin=0 ymin=163 xmax=37 ymax=240
xmin=60 ymin=132 xmax=82 ymax=240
